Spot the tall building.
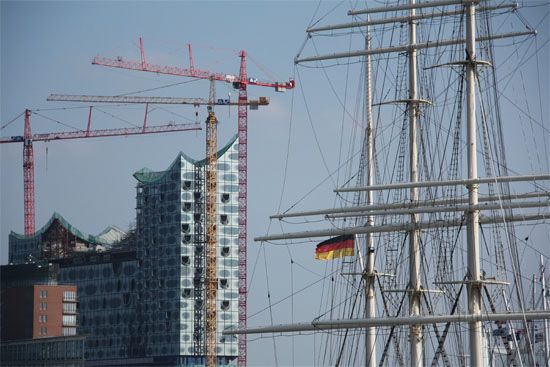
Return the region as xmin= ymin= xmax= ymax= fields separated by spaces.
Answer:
xmin=133 ymin=134 xmax=239 ymax=365
xmin=5 ymin=135 xmax=240 ymax=366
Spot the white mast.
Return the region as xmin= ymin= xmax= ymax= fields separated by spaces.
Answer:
xmin=464 ymin=3 xmax=484 ymax=366
xmin=364 ymin=26 xmax=377 ymax=367
xmin=407 ymin=1 xmax=423 ymax=365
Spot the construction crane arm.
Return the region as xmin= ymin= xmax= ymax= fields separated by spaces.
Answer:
xmin=246 ymin=78 xmax=295 ymax=91
xmin=0 ymin=122 xmax=201 ymax=144
xmin=47 ymin=94 xmax=269 ymax=106
xmin=92 ymin=56 xmax=234 ymax=83
xmin=48 ymin=94 xmax=208 ymax=105
xmin=92 ymin=38 xmax=294 ymax=92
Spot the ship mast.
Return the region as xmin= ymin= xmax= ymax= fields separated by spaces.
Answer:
xmin=229 ymin=2 xmax=546 ymax=367
xmin=407 ymin=1 xmax=423 ymax=364
xmin=464 ymin=3 xmax=483 ymax=364
xmin=364 ymin=25 xmax=377 ymax=367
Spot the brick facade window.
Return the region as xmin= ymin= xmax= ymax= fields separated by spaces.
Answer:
xmin=62 ymin=314 xmax=77 ymax=326
xmin=63 ymin=302 xmax=76 ymax=313
xmin=63 ymin=291 xmax=76 ymax=301
xmin=63 ymin=327 xmax=76 ymax=336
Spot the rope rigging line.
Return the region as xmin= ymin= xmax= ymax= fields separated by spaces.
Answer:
xmin=30 ymin=111 xmax=84 ymax=132
xmin=247 ymin=54 xmax=280 ymax=84
xmin=116 ymin=78 xmax=201 ymax=96
xmin=273 ymin=109 xmax=412 ymax=214
xmin=93 ymin=107 xmax=140 ymax=128
xmin=534 ymin=36 xmax=550 ymax=172
xmin=296 ymin=68 xmax=338 ymax=188
xmin=0 ymin=111 xmax=25 ymax=130
xmin=443 ymin=222 xmax=550 ymax=287
xmin=305 ymin=40 xmax=363 ymax=127
xmin=476 ymin=64 xmax=510 ymax=296
xmin=33 ymin=104 xmax=139 ymax=112
xmin=247 ymin=265 xmax=342 ymax=321
xmin=334 ymin=29 xmax=355 ymax=208
xmin=276 ymin=67 xmax=297 ymax=215
xmin=150 ymin=105 xmax=196 ymax=124
xmin=307 ymin=0 xmax=347 ymax=29
xmin=262 ymin=244 xmax=279 ymax=367
xmin=521 ymin=68 xmax=543 ymax=171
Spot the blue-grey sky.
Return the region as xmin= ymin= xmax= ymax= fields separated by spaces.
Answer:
xmin=1 ymin=1 xmax=549 ymax=366
xmin=0 ymin=2 xmax=349 ymax=365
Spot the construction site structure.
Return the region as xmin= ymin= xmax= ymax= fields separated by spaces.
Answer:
xmin=3 ymin=93 xmax=270 ymax=238
xmin=47 ymin=91 xmax=269 ymax=365
xmin=23 ymin=110 xmax=35 ymax=235
xmin=6 ymin=134 xmax=244 ymax=365
xmin=47 ymin=94 xmax=269 ymax=108
xmin=205 ymin=107 xmax=219 ymax=367
xmin=92 ymin=39 xmax=293 ymax=366
xmin=0 ymin=108 xmax=201 ymax=236
xmin=92 ymin=38 xmax=295 ymax=92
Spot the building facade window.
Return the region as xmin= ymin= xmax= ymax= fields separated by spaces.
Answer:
xmin=39 ymin=315 xmax=47 ymax=323
xmin=63 ymin=327 xmax=77 ymax=336
xmin=63 ymin=302 xmax=76 ymax=313
xmin=63 ymin=290 xmax=76 ymax=301
xmin=63 ymin=314 xmax=77 ymax=326
xmin=39 ymin=302 xmax=48 ymax=311
xmin=39 ymin=326 xmax=47 ymax=335
xmin=39 ymin=290 xmax=48 ymax=298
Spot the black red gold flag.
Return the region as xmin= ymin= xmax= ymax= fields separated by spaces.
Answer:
xmin=315 ymin=234 xmax=355 ymax=260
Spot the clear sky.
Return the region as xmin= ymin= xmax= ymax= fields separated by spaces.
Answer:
xmin=1 ymin=1 xmax=549 ymax=366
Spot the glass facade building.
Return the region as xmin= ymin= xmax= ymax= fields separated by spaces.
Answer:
xmin=133 ymin=135 xmax=239 ymax=365
xmin=56 ymin=251 xmax=139 ymax=363
xmin=6 ymin=136 xmax=240 ymax=366
xmin=0 ymin=335 xmax=86 ymax=367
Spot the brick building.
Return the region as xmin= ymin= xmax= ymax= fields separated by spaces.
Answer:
xmin=1 ymin=282 xmax=77 ymax=341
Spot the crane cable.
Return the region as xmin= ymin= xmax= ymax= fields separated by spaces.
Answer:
xmin=1 ymin=111 xmax=25 ymax=130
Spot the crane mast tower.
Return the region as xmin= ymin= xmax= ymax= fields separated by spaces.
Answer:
xmin=1 ymin=107 xmax=201 ymax=236
xmin=92 ymin=39 xmax=293 ymax=366
xmin=205 ymin=79 xmax=219 ymax=367
xmin=23 ymin=109 xmax=35 ymax=235
xmin=205 ymin=109 xmax=218 ymax=367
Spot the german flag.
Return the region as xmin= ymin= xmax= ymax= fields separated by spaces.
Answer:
xmin=315 ymin=234 xmax=355 ymax=260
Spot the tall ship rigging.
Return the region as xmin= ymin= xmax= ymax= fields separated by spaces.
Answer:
xmin=225 ymin=1 xmax=550 ymax=366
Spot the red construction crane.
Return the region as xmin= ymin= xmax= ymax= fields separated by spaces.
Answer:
xmin=0 ymin=107 xmax=201 ymax=235
xmin=47 ymin=92 xmax=269 ymax=367
xmin=92 ymin=38 xmax=295 ymax=366
xmin=92 ymin=38 xmax=295 ymax=92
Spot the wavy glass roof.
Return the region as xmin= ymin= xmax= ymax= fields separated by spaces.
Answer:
xmin=133 ymin=134 xmax=237 ymax=184
xmin=10 ymin=212 xmax=100 ymax=244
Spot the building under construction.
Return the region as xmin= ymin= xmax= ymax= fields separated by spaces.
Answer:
xmin=6 ymin=135 xmax=240 ymax=366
